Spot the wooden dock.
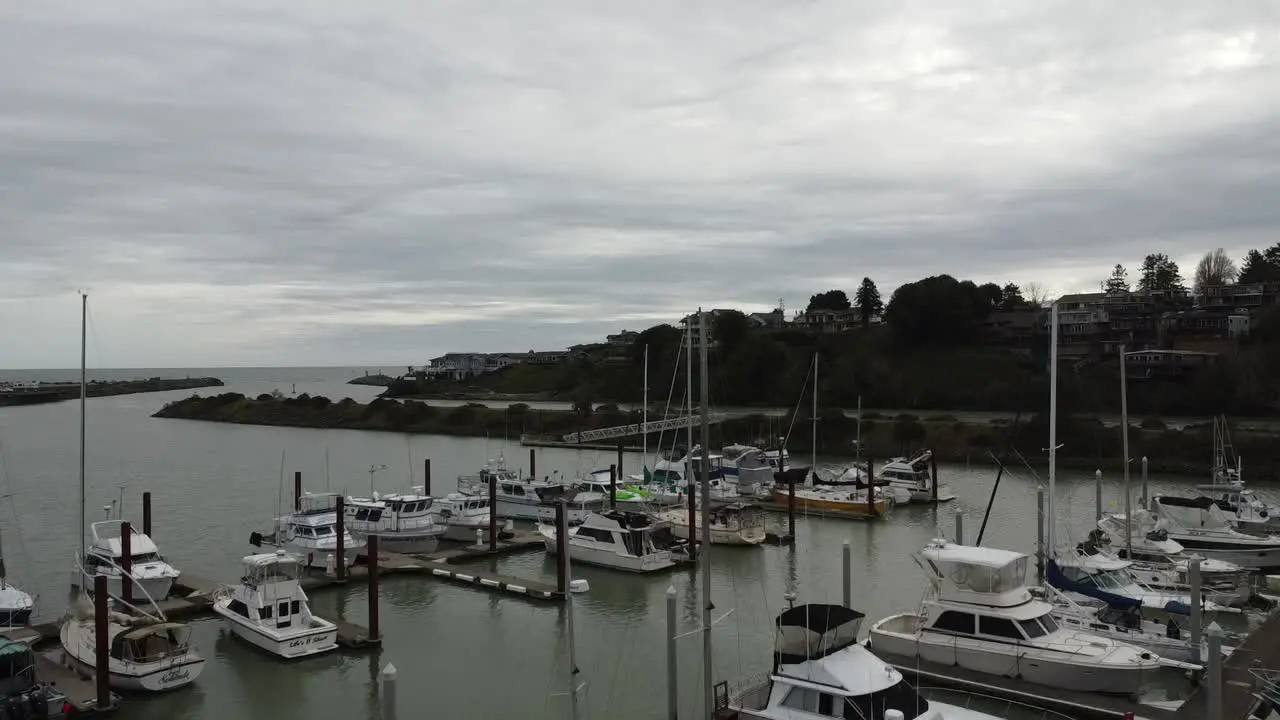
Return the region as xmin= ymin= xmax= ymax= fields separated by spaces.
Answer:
xmin=1172 ymin=611 xmax=1280 ymax=719
xmin=36 ymin=649 xmax=121 ymax=714
xmin=871 ymin=649 xmax=1175 ymax=720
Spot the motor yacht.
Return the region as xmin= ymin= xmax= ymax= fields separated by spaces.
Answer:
xmin=650 ymin=501 xmax=766 ymax=545
xmin=576 ymin=469 xmax=670 ymax=508
xmin=60 ymin=596 xmax=205 ymax=692
xmin=1047 ymin=547 xmax=1237 ymax=614
xmin=458 ymin=463 xmax=604 ymax=523
xmin=344 ymin=489 xmax=445 ymax=554
xmin=261 ymin=492 xmax=365 ymax=571
xmin=0 ymin=581 xmax=33 ymax=628
xmin=432 ymin=493 xmax=493 ymax=542
xmin=81 ymin=520 xmax=181 ymax=602
xmin=212 ymin=550 xmax=338 ymax=659
xmin=877 ymin=450 xmax=955 ymax=504
xmin=868 ymin=540 xmax=1165 ymax=695
xmin=539 ymin=510 xmax=682 ymax=572
xmin=721 ymin=603 xmax=1010 ymax=719
xmin=1095 ymin=513 xmax=1254 ymax=606
xmin=1151 ymin=496 xmax=1280 ymax=569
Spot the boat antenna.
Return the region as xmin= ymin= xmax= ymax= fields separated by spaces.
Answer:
xmin=78 ymin=292 xmax=87 ymax=571
xmin=697 ymin=307 xmax=715 ymax=719
xmin=368 ymin=464 xmax=388 ymax=495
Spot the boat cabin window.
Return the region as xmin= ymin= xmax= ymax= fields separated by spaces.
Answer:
xmin=228 ymin=599 xmax=251 ymax=618
xmin=129 ymin=551 xmax=161 ymax=563
xmin=502 ymin=483 xmax=525 ymax=496
xmin=1018 ymin=618 xmax=1049 ymax=638
xmin=354 ymin=507 xmax=383 ymax=522
xmin=259 ymin=605 xmax=273 ymax=620
xmin=780 ymin=687 xmax=821 ymax=713
xmin=931 ymin=611 xmax=975 ymax=634
xmin=978 ymin=616 xmax=1024 ymax=640
xmin=313 ymin=526 xmax=334 ymax=537
xmin=576 ymin=527 xmax=614 ymax=543
xmin=842 ymin=678 xmax=930 ymax=720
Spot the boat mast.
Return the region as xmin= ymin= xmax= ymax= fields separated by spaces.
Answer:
xmin=79 ymin=292 xmax=87 ymax=565
xmin=566 ymin=523 xmax=583 ymax=720
xmin=1047 ymin=301 xmax=1059 ymax=559
xmin=1120 ymin=344 xmax=1132 ymax=560
xmin=855 ymin=395 xmax=862 ymax=465
xmin=811 ymin=354 xmax=817 ymax=481
xmin=686 ymin=320 xmax=694 ymax=482
xmin=643 ymin=344 xmax=649 ymax=471
xmin=697 ymin=308 xmax=714 ymax=719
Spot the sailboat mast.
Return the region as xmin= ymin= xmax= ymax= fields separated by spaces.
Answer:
xmin=811 ymin=354 xmax=818 ymax=476
xmin=856 ymin=396 xmax=863 ymax=464
xmin=1120 ymin=343 xmax=1132 ymax=560
xmin=1047 ymin=301 xmax=1059 ymax=558
xmin=643 ymin=344 xmax=649 ymax=468
xmin=79 ymin=292 xmax=87 ymax=564
xmin=697 ymin=308 xmax=714 ymax=719
xmin=686 ymin=320 xmax=693 ymax=478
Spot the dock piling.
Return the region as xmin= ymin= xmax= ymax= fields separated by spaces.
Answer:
xmin=336 ymin=495 xmax=347 ymax=582
xmin=93 ymin=574 xmax=110 ymax=711
xmin=423 ymin=458 xmax=431 ymax=496
xmin=929 ymin=453 xmax=939 ymax=503
xmin=666 ymin=585 xmax=678 ymax=720
xmin=609 ymin=464 xmax=618 ymax=509
xmin=121 ymin=520 xmax=134 ymax=603
xmin=841 ymin=539 xmax=851 ymax=608
xmin=1189 ymin=555 xmax=1203 ymax=651
xmin=954 ymin=510 xmax=964 ymax=545
xmin=1206 ymin=622 xmax=1223 ymax=720
xmin=555 ymin=499 xmax=569 ymax=595
xmin=1036 ymin=486 xmax=1045 ymax=584
xmin=294 ymin=471 xmax=302 ymax=512
xmin=616 ymin=443 xmax=624 ymax=484
xmin=488 ymin=471 xmax=498 ymax=552
xmin=529 ymin=448 xmax=536 ymax=480
xmin=367 ymin=534 xmax=380 ymax=641
xmin=142 ymin=491 xmax=152 ymax=537
xmin=381 ymin=662 xmax=398 ymax=720
xmin=1141 ymin=456 xmax=1149 ymax=509
xmin=1094 ymin=469 xmax=1103 ymax=522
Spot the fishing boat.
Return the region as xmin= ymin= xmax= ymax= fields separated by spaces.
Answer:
xmin=722 ymin=603 xmax=1010 ymax=719
xmin=59 ymin=596 xmax=205 ymax=691
xmin=1150 ymin=495 xmax=1280 ymax=569
xmin=431 ymin=493 xmax=492 ymax=542
xmin=539 ymin=509 xmax=682 ymax=572
xmin=81 ymin=520 xmax=181 ymax=602
xmin=458 ymin=461 xmax=605 ymax=523
xmin=650 ymin=501 xmax=766 ymax=545
xmin=260 ymin=492 xmax=365 ymax=571
xmin=868 ymin=541 xmax=1167 ymax=694
xmin=878 ymin=449 xmax=955 ymax=503
xmin=343 ymin=490 xmax=445 ymax=554
xmin=212 ymin=550 xmax=338 ymax=659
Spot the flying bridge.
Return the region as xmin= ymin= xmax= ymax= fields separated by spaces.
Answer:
xmin=562 ymin=412 xmax=728 ymax=444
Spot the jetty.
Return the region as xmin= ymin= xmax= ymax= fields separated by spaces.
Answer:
xmin=0 ymin=376 xmax=223 ymax=406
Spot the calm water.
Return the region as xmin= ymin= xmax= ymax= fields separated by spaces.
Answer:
xmin=0 ymin=367 xmax=1265 ymax=719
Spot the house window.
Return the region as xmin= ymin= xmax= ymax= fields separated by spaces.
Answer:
xmin=931 ymin=611 xmax=975 ymax=634
xmin=979 ymin=616 xmax=1024 ymax=640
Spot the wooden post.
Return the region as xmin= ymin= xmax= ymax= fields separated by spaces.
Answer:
xmin=616 ymin=444 xmax=624 ymax=484
xmin=609 ymin=464 xmax=618 ymax=509
xmin=555 ymin=499 xmax=569 ymax=595
xmin=367 ymin=534 xmax=380 ymax=640
xmin=529 ymin=448 xmax=537 ymax=480
xmin=488 ymin=471 xmax=499 ymax=551
xmin=929 ymin=453 xmax=939 ymax=503
xmin=120 ymin=521 xmax=133 ymax=603
xmin=423 ymin=458 xmax=432 ymax=496
xmin=93 ymin=574 xmax=111 ymax=710
xmin=335 ymin=496 xmax=347 ymax=581
xmin=142 ymin=491 xmax=152 ymax=537
xmin=294 ymin=471 xmax=302 ymax=511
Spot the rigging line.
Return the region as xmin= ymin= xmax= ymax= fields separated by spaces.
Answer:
xmin=652 ymin=338 xmax=685 ymax=472
xmin=83 ymin=297 xmax=108 ymax=371
xmin=0 ymin=441 xmax=34 ymax=592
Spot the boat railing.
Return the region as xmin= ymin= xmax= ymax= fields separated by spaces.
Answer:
xmin=1250 ymin=666 xmax=1280 ymax=706
xmin=918 ymin=686 xmax=1076 ymax=719
xmin=719 ymin=673 xmax=771 ymax=711
xmin=72 ymin=550 xmax=167 ymax=624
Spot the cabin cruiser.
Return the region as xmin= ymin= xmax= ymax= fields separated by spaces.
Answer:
xmin=458 ymin=463 xmax=605 ymax=523
xmin=878 ymin=450 xmax=955 ymax=503
xmin=1197 ymin=480 xmax=1280 ymax=535
xmin=539 ymin=510 xmax=682 ymax=572
xmin=1095 ymin=513 xmax=1254 ymax=605
xmin=0 ymin=583 xmax=33 ymax=627
xmin=576 ymin=469 xmax=673 ymax=508
xmin=644 ymin=450 xmax=743 ymax=505
xmin=212 ymin=550 xmax=338 ymax=659
xmin=81 ymin=520 xmax=181 ymax=602
xmin=650 ymin=501 xmax=766 ymax=545
xmin=720 ymin=444 xmax=786 ymax=496
xmin=431 ymin=493 xmax=493 ymax=542
xmin=1048 ymin=547 xmax=1237 ymax=614
xmin=344 ymin=490 xmax=446 ymax=554
xmin=868 ymin=541 xmax=1165 ymax=694
xmin=1151 ymin=496 xmax=1280 ymax=569
xmin=260 ymin=492 xmax=365 ymax=571
xmin=723 ymin=603 xmax=1008 ymax=719
xmin=60 ymin=596 xmax=205 ymax=691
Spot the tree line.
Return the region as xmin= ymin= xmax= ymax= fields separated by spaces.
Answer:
xmin=1102 ymin=242 xmax=1280 ymax=295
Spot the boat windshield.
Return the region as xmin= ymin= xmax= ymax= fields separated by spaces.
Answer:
xmin=838 ymin=678 xmax=930 ymax=719
xmin=1079 ymin=568 xmax=1133 ymax=590
xmin=1017 ymin=614 xmax=1059 ymax=638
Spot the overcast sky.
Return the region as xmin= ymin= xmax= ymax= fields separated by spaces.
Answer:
xmin=2 ymin=2 xmax=1278 ymax=368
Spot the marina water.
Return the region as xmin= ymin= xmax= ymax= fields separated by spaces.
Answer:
xmin=0 ymin=367 xmax=1262 ymax=719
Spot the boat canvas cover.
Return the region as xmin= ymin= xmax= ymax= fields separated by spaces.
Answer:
xmin=1045 ymin=559 xmax=1140 ymax=610
xmin=0 ymin=636 xmax=33 ymax=679
xmin=1155 ymin=496 xmax=1234 ymax=530
xmin=774 ymin=604 xmax=863 ymax=665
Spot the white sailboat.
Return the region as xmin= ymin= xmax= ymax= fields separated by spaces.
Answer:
xmin=212 ymin=550 xmax=338 ymax=659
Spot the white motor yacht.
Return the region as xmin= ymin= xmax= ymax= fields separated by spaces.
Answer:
xmin=60 ymin=597 xmax=205 ymax=692
xmin=1047 ymin=547 xmax=1236 ymax=614
xmin=0 ymin=582 xmax=33 ymax=628
xmin=650 ymin=501 xmax=766 ymax=545
xmin=868 ymin=540 xmax=1165 ymax=695
xmin=723 ymin=603 xmax=1008 ymax=719
xmin=720 ymin=444 xmax=783 ymax=496
xmin=212 ymin=550 xmax=338 ymax=659
xmin=81 ymin=520 xmax=181 ymax=602
xmin=458 ymin=463 xmax=605 ymax=523
xmin=432 ymin=493 xmax=492 ymax=542
xmin=1151 ymin=496 xmax=1280 ymax=569
xmin=1094 ymin=513 xmax=1254 ymax=606
xmin=344 ymin=490 xmax=445 ymax=554
xmin=1198 ymin=480 xmax=1280 ymax=535
xmin=878 ymin=449 xmax=955 ymax=503
xmin=539 ymin=510 xmax=681 ymax=572
xmin=265 ymin=492 xmax=365 ymax=571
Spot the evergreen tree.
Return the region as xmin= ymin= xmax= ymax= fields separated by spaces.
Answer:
xmin=853 ymin=277 xmax=883 ymax=328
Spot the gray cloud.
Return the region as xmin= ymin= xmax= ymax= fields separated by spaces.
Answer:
xmin=2 ymin=1 xmax=1279 ymax=366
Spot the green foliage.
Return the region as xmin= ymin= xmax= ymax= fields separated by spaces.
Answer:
xmin=1239 ymin=243 xmax=1280 ymax=284
xmin=1138 ymin=253 xmax=1185 ymax=293
xmin=999 ymin=283 xmax=1026 ymax=309
xmin=807 ymin=290 xmax=852 ymax=312
xmin=1104 ymin=264 xmax=1129 ymax=294
xmin=711 ymin=310 xmax=752 ymax=353
xmin=853 ymin=278 xmax=883 ymax=327
xmin=884 ymin=275 xmax=995 ymax=349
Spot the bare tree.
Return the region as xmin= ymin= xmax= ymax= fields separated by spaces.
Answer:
xmin=1022 ymin=281 xmax=1049 ymax=307
xmin=1193 ymin=248 xmax=1238 ymax=292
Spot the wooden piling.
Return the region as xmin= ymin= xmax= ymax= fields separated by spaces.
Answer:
xmin=616 ymin=444 xmax=624 ymax=484
xmin=367 ymin=534 xmax=380 ymax=640
xmin=142 ymin=491 xmax=152 ymax=536
xmin=336 ymin=495 xmax=347 ymax=582
xmin=554 ymin=499 xmax=569 ymax=594
xmin=294 ymin=471 xmax=302 ymax=511
xmin=121 ymin=521 xmax=133 ymax=604
xmin=488 ymin=471 xmax=499 ymax=552
xmin=529 ymin=448 xmax=537 ymax=480
xmin=93 ymin=574 xmax=110 ymax=710
xmin=929 ymin=453 xmax=939 ymax=503
xmin=423 ymin=458 xmax=432 ymax=496
xmin=609 ymin=464 xmax=618 ymax=509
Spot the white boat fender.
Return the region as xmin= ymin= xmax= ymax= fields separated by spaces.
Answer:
xmin=569 ymin=579 xmax=589 ymax=593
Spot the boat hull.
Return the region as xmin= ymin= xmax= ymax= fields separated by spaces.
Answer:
xmin=81 ymin=571 xmax=174 ymax=603
xmin=61 ymin=621 xmax=204 ymax=692
xmin=540 ymin=531 xmax=675 ymax=572
xmin=441 ymin=522 xmax=488 ymax=543
xmin=214 ymin=603 xmax=338 ymax=659
xmin=869 ymin=615 xmax=1152 ymax=695
xmin=0 ymin=607 xmax=31 ymax=627
xmin=494 ymin=499 xmax=593 ymax=524
xmin=768 ymin=489 xmax=888 ymax=517
xmin=1165 ymin=537 xmax=1280 ymax=569
xmin=667 ymin=521 xmax=765 ymax=545
xmin=352 ymin=531 xmax=440 ymax=555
